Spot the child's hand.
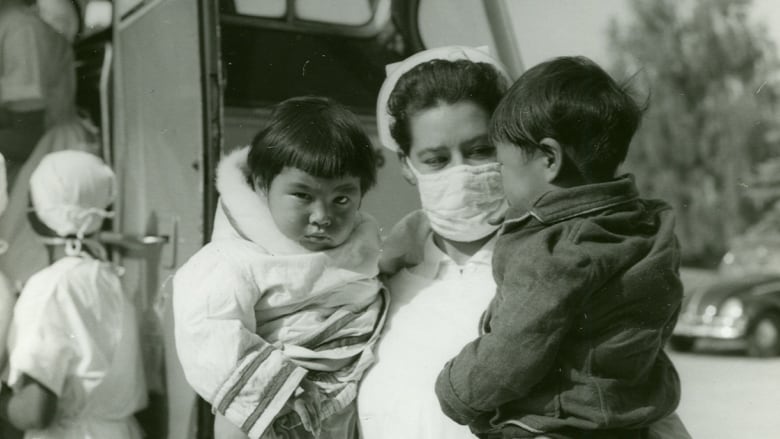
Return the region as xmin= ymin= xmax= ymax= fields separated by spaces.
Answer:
xmin=290 ymin=380 xmax=323 ymax=437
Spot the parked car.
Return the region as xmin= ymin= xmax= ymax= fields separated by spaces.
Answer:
xmin=672 ymin=237 xmax=780 ymax=357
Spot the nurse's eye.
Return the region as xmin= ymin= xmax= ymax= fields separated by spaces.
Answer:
xmin=469 ymin=145 xmax=496 ymax=158
xmin=422 ymin=156 xmax=448 ymax=167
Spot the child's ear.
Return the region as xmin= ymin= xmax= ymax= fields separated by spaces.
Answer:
xmin=397 ymin=153 xmax=417 ymax=186
xmin=538 ymin=138 xmax=564 ymax=183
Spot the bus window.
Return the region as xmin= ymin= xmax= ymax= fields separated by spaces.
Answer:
xmin=296 ymin=0 xmax=374 ymax=26
xmin=220 ymin=25 xmax=406 ymax=112
xmin=233 ymin=0 xmax=285 ymax=18
xmin=418 ymin=0 xmax=496 ymax=49
xmin=221 ymin=0 xmax=388 ymax=37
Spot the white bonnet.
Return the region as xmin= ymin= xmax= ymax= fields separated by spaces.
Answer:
xmin=29 ymin=150 xmax=116 ymax=238
xmin=375 ymin=45 xmax=512 ymax=152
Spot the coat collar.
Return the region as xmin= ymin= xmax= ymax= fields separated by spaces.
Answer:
xmin=504 ymin=174 xmax=640 ymax=226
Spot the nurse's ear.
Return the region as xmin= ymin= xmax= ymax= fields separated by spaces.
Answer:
xmin=397 ymin=153 xmax=416 ymax=186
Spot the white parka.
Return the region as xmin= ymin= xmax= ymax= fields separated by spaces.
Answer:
xmin=173 ymin=148 xmax=386 ymax=439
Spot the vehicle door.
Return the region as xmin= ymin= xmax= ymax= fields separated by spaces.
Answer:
xmin=110 ymin=1 xmax=220 ymax=438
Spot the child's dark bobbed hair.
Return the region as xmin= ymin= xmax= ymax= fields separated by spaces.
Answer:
xmin=490 ymin=56 xmax=643 ymax=183
xmin=387 ymin=59 xmax=507 ymax=155
xmin=248 ymin=96 xmax=377 ymax=192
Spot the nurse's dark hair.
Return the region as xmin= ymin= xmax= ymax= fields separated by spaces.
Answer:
xmin=490 ymin=56 xmax=645 ymax=183
xmin=248 ymin=96 xmax=377 ymax=193
xmin=387 ymin=59 xmax=508 ymax=155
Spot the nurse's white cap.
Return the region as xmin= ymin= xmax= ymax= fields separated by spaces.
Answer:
xmin=376 ymin=45 xmax=512 ymax=152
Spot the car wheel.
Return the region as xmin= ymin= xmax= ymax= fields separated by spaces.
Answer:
xmin=747 ymin=312 xmax=780 ymax=357
xmin=669 ymin=335 xmax=696 ymax=352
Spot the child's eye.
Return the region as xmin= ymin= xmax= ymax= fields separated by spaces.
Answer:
xmin=333 ymin=196 xmax=351 ymax=205
xmin=292 ymin=192 xmax=312 ymax=201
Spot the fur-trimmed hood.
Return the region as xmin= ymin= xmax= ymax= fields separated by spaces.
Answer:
xmin=211 ymin=147 xmax=381 ymax=257
xmin=212 ymin=147 xmax=310 ymax=255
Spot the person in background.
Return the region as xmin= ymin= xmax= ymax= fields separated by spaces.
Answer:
xmin=174 ymin=96 xmax=387 ymax=439
xmin=35 ymin=0 xmax=81 ymax=43
xmin=0 ymin=150 xmax=147 ymax=439
xmin=0 ymin=153 xmax=20 ymax=439
xmin=357 ymin=46 xmax=691 ymax=439
xmin=0 ymin=0 xmax=93 ymax=291
xmin=0 ymin=0 xmax=77 ymax=186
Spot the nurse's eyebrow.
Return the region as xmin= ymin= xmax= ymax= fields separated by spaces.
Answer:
xmin=415 ymin=145 xmax=450 ymax=156
xmin=460 ymin=133 xmax=491 ymax=147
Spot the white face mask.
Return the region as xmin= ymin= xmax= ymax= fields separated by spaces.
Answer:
xmin=407 ymin=161 xmax=507 ymax=242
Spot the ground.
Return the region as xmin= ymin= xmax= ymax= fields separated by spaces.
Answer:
xmin=673 ymin=268 xmax=780 ymax=438
xmin=671 ymin=346 xmax=780 ymax=438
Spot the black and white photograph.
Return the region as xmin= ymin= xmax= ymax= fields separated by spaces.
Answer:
xmin=0 ymin=0 xmax=779 ymax=438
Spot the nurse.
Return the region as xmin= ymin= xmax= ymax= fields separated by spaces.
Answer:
xmin=0 ymin=0 xmax=77 ymax=185
xmin=357 ymin=46 xmax=692 ymax=439
xmin=357 ymin=45 xmax=510 ymax=439
xmin=0 ymin=0 xmax=89 ymax=290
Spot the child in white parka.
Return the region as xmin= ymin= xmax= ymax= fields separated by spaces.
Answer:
xmin=174 ymin=96 xmax=387 ymax=439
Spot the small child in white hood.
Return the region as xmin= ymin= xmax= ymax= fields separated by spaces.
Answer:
xmin=0 ymin=150 xmax=147 ymax=439
xmin=174 ymin=96 xmax=387 ymax=439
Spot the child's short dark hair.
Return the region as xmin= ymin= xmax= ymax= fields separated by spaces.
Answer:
xmin=388 ymin=59 xmax=507 ymax=155
xmin=248 ymin=96 xmax=377 ymax=192
xmin=490 ymin=56 xmax=643 ymax=182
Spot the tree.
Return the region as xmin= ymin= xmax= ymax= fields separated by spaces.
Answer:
xmin=608 ymin=0 xmax=780 ymax=266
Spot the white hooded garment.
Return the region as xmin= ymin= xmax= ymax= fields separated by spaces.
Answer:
xmin=6 ymin=151 xmax=147 ymax=439
xmin=0 ymin=119 xmax=100 ymax=288
xmin=173 ymin=147 xmax=387 ymax=439
xmin=8 ymin=256 xmax=148 ymax=439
